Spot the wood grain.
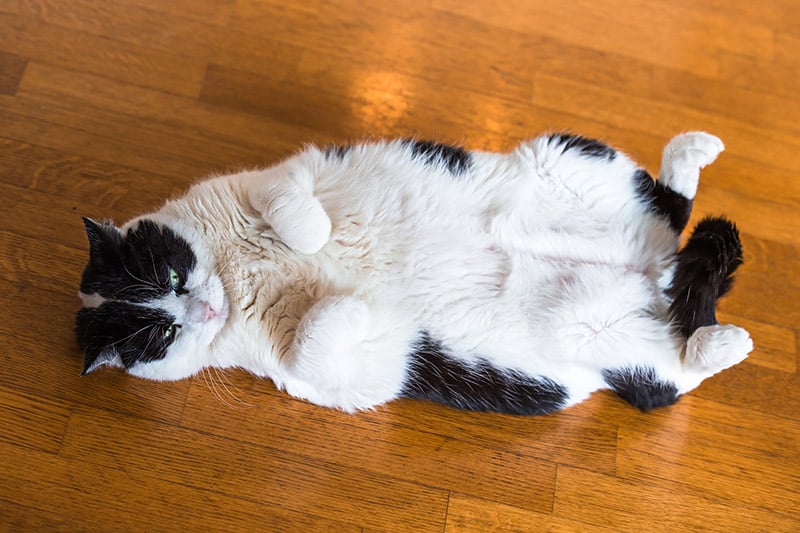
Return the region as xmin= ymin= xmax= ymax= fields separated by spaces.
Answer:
xmin=1 ymin=0 xmax=798 ymax=530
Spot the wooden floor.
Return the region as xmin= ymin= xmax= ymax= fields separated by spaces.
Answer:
xmin=2 ymin=0 xmax=799 ymax=531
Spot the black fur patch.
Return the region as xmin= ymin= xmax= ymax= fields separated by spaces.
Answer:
xmin=548 ymin=133 xmax=617 ymax=160
xmin=405 ymin=139 xmax=472 ymax=176
xmin=633 ymin=169 xmax=693 ymax=233
xmin=667 ymin=216 xmax=743 ymax=337
xmin=79 ymin=218 xmax=196 ymax=302
xmin=602 ymin=367 xmax=678 ymax=411
xmin=401 ymin=333 xmax=568 ymax=415
xmin=323 ymin=143 xmax=352 ymax=160
xmin=75 ymin=302 xmax=176 ymax=372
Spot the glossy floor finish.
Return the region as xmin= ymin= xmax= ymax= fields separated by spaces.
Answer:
xmin=1 ymin=1 xmax=798 ymax=531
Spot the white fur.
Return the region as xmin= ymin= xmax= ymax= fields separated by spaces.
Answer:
xmin=659 ymin=131 xmax=724 ymax=198
xmin=116 ymin=133 xmax=752 ymax=412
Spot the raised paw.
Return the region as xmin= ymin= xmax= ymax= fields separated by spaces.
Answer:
xmin=264 ymin=190 xmax=332 ymax=254
xmin=660 ymin=132 xmax=725 ymax=199
xmin=685 ymin=324 xmax=753 ymax=373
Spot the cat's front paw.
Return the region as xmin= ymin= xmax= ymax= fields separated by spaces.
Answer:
xmin=249 ymin=177 xmax=332 ymax=254
xmin=660 ymin=132 xmax=724 ymax=199
xmin=265 ymin=191 xmax=332 ymax=254
xmin=291 ymin=296 xmax=371 ymax=385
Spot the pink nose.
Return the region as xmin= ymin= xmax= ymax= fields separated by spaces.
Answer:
xmin=188 ymin=299 xmax=217 ymax=323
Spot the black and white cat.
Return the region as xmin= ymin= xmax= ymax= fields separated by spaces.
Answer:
xmin=75 ymin=131 xmax=753 ymax=414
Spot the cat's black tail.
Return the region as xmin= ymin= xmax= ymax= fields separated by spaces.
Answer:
xmin=666 ymin=216 xmax=743 ymax=338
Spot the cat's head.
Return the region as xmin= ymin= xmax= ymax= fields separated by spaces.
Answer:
xmin=75 ymin=217 xmax=229 ymax=380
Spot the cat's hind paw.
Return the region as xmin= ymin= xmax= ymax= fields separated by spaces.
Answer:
xmin=685 ymin=324 xmax=753 ymax=373
xmin=660 ymin=132 xmax=724 ymax=199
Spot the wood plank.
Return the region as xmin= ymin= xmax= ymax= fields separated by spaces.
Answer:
xmin=0 ymin=277 xmax=191 ymax=426
xmin=60 ymin=407 xmax=450 ymax=532
xmin=667 ymin=0 xmax=800 ymax=37
xmin=0 ymin=229 xmax=87 ymax=294
xmin=0 ymin=13 xmax=206 ymax=97
xmin=533 ymin=74 xmax=800 ymax=175
xmin=702 ymin=154 xmax=800 ymax=209
xmin=690 ymin=361 xmax=800 ymax=421
xmin=615 ymin=395 xmax=800 ymax=519
xmin=0 ymin=50 xmax=28 ymax=95
xmin=716 ymin=311 xmax=796 ymax=373
xmin=0 ymin=137 xmax=173 ymax=209
xmin=689 ymin=187 xmax=800 ymax=247
xmin=715 ymin=233 xmax=800 ymax=331
xmin=18 ymin=0 xmax=227 ymax=59
xmin=0 ymin=104 xmax=225 ymax=180
xmin=554 ymin=466 xmax=798 ymax=532
xmin=106 ymin=0 xmax=236 ymax=24
xmin=432 ymin=0 xmax=773 ymax=77
xmin=379 ymin=399 xmax=619 ymax=476
xmin=200 ymin=63 xmax=370 ymax=136
xmin=286 ymin=5 xmax=540 ymax=104
xmin=554 ymin=465 xmax=800 ymax=531
xmin=718 ymin=50 xmax=799 ymax=102
xmin=0 ymin=388 xmax=71 ymax=454
xmin=445 ymin=493 xmax=614 ymax=532
xmin=0 ymin=439 xmax=358 ymax=532
xmin=0 ymin=500 xmax=68 ymax=532
xmin=1 ymin=182 xmax=131 ymax=251
xmin=16 ymin=61 xmax=311 ymax=166
xmin=182 ymin=381 xmax=559 ymax=513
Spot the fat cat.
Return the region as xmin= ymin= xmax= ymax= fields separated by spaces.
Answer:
xmin=75 ymin=132 xmax=753 ymax=414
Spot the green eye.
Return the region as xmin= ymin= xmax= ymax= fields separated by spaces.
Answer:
xmin=164 ymin=324 xmax=180 ymax=342
xmin=169 ymin=268 xmax=181 ymax=291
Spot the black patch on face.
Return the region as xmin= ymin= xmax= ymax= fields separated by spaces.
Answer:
xmin=79 ymin=218 xmax=196 ymax=302
xmin=602 ymin=367 xmax=678 ymax=411
xmin=75 ymin=301 xmax=177 ymax=372
xmin=404 ymin=139 xmax=473 ymax=176
xmin=548 ymin=133 xmax=617 ymax=160
xmin=401 ymin=333 xmax=568 ymax=415
xmin=666 ymin=216 xmax=743 ymax=338
xmin=633 ymin=169 xmax=693 ymax=233
xmin=323 ymin=143 xmax=352 ymax=160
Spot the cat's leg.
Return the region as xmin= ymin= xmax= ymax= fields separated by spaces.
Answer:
xmin=549 ymin=266 xmax=749 ymax=411
xmin=659 ymin=131 xmax=724 ymax=199
xmin=246 ymin=166 xmax=332 ymax=254
xmin=283 ymin=295 xmax=412 ymax=411
xmin=638 ymin=132 xmax=725 ymax=233
xmin=600 ymin=321 xmax=752 ymax=411
xmin=668 ymin=216 xmax=743 ymax=337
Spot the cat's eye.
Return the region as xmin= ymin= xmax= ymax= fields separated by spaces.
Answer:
xmin=163 ymin=324 xmax=181 ymax=343
xmin=169 ymin=268 xmax=182 ymax=291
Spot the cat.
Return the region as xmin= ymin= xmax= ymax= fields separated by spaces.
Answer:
xmin=75 ymin=131 xmax=753 ymax=415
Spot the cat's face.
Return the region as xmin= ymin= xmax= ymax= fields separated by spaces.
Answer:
xmin=75 ymin=217 xmax=229 ymax=380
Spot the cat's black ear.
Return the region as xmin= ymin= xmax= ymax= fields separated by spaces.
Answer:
xmin=82 ymin=217 xmax=122 ymax=256
xmin=82 ymin=347 xmax=124 ymax=376
xmin=76 ymin=306 xmax=124 ymax=376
